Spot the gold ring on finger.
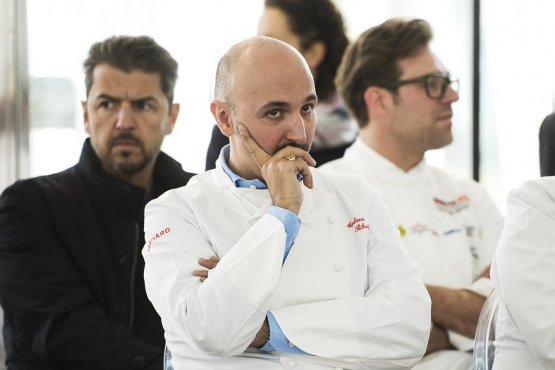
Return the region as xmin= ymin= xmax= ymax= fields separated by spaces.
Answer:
xmin=285 ymin=154 xmax=296 ymax=161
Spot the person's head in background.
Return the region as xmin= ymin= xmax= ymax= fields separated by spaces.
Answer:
xmin=82 ymin=35 xmax=179 ymax=185
xmin=257 ymin=0 xmax=348 ymax=102
xmin=336 ymin=18 xmax=459 ymax=171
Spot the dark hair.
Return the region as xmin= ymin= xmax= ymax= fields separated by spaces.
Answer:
xmin=265 ymin=0 xmax=348 ymax=101
xmin=83 ymin=35 xmax=178 ymax=104
xmin=336 ymin=18 xmax=432 ymax=128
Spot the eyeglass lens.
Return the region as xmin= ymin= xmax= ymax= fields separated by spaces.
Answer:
xmin=425 ymin=75 xmax=458 ymax=99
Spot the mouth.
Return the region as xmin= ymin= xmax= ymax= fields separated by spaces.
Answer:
xmin=110 ymin=135 xmax=142 ymax=151
xmin=113 ymin=140 xmax=139 ymax=148
xmin=112 ymin=143 xmax=140 ymax=155
xmin=437 ymin=113 xmax=453 ymax=122
xmin=274 ymin=141 xmax=310 ymax=154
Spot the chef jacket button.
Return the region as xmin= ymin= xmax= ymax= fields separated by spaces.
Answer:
xmin=114 ymin=302 xmax=127 ymax=314
xmin=288 ymin=341 xmax=295 ymax=347
xmin=334 ymin=264 xmax=343 ymax=272
xmin=250 ymin=184 xmax=256 ymax=190
xmin=288 ymin=359 xmax=296 ymax=366
xmin=327 ymin=216 xmax=335 ymax=224
xmin=132 ymin=355 xmax=145 ymax=367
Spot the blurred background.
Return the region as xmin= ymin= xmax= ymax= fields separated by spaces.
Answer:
xmin=2 ymin=0 xmax=555 ymax=212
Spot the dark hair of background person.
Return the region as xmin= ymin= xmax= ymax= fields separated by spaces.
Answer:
xmin=265 ymin=0 xmax=349 ymax=101
xmin=83 ymin=35 xmax=178 ymax=104
xmin=335 ymin=18 xmax=432 ymax=129
xmin=539 ymin=112 xmax=555 ymax=176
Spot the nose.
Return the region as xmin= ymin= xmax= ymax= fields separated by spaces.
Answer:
xmin=442 ymin=83 xmax=459 ymax=103
xmin=286 ymin=113 xmax=308 ymax=145
xmin=115 ymin=103 xmax=136 ymax=130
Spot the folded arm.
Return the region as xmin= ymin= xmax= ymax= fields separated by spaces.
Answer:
xmin=143 ymin=196 xmax=286 ymax=356
xmin=427 ymin=284 xmax=486 ymax=338
xmin=268 ymin=193 xmax=431 ymax=368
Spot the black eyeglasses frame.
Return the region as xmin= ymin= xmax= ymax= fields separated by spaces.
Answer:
xmin=381 ymin=73 xmax=459 ymax=100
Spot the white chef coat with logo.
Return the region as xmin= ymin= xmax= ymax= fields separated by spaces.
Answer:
xmin=322 ymin=138 xmax=504 ymax=369
xmin=143 ymin=164 xmax=431 ymax=370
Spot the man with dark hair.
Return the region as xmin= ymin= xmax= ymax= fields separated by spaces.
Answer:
xmin=0 ymin=35 xmax=194 ymax=370
xmin=322 ymin=19 xmax=504 ymax=369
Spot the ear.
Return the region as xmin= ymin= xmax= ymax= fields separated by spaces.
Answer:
xmin=303 ymin=41 xmax=326 ymax=71
xmin=363 ymin=86 xmax=393 ymax=120
xmin=82 ymin=101 xmax=91 ymax=134
xmin=164 ymin=103 xmax=180 ymax=135
xmin=210 ymin=100 xmax=235 ymax=137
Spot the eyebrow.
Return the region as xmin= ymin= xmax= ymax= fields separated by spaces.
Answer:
xmin=93 ymin=93 xmax=157 ymax=104
xmin=256 ymin=94 xmax=318 ymax=114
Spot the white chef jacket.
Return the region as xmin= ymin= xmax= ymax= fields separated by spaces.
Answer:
xmin=142 ymin=164 xmax=431 ymax=370
xmin=491 ymin=177 xmax=555 ymax=370
xmin=321 ymin=139 xmax=504 ymax=367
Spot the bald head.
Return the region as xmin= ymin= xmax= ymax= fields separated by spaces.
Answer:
xmin=213 ymin=36 xmax=314 ymax=105
xmin=211 ymin=36 xmax=317 ymax=180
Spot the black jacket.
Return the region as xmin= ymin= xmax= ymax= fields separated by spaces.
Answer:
xmin=0 ymin=139 xmax=194 ymax=370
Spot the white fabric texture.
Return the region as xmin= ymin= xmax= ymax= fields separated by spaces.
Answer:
xmin=321 ymin=138 xmax=504 ymax=361
xmin=492 ymin=177 xmax=555 ymax=370
xmin=143 ymin=165 xmax=431 ymax=369
xmin=411 ymin=349 xmax=472 ymax=370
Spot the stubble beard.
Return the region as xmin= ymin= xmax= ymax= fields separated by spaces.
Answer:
xmin=108 ymin=150 xmax=151 ymax=176
xmin=106 ymin=133 xmax=152 ymax=176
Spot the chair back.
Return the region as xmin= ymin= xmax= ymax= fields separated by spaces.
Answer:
xmin=539 ymin=112 xmax=555 ymax=176
xmin=163 ymin=345 xmax=174 ymax=370
xmin=473 ymin=289 xmax=500 ymax=370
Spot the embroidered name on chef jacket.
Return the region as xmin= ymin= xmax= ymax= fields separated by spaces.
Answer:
xmin=346 ymin=216 xmax=369 ymax=232
xmin=433 ymin=195 xmax=470 ymax=215
xmin=147 ymin=227 xmax=171 ymax=251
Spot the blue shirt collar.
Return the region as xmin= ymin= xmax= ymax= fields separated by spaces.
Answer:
xmin=219 ymin=144 xmax=305 ymax=189
xmin=219 ymin=145 xmax=267 ymax=189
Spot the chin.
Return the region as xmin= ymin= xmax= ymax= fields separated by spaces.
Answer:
xmin=111 ymin=156 xmax=149 ymax=175
xmin=430 ymin=136 xmax=453 ymax=150
xmin=442 ymin=137 xmax=454 ymax=148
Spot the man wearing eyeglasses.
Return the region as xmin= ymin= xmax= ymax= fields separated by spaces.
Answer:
xmin=321 ymin=18 xmax=504 ymax=370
